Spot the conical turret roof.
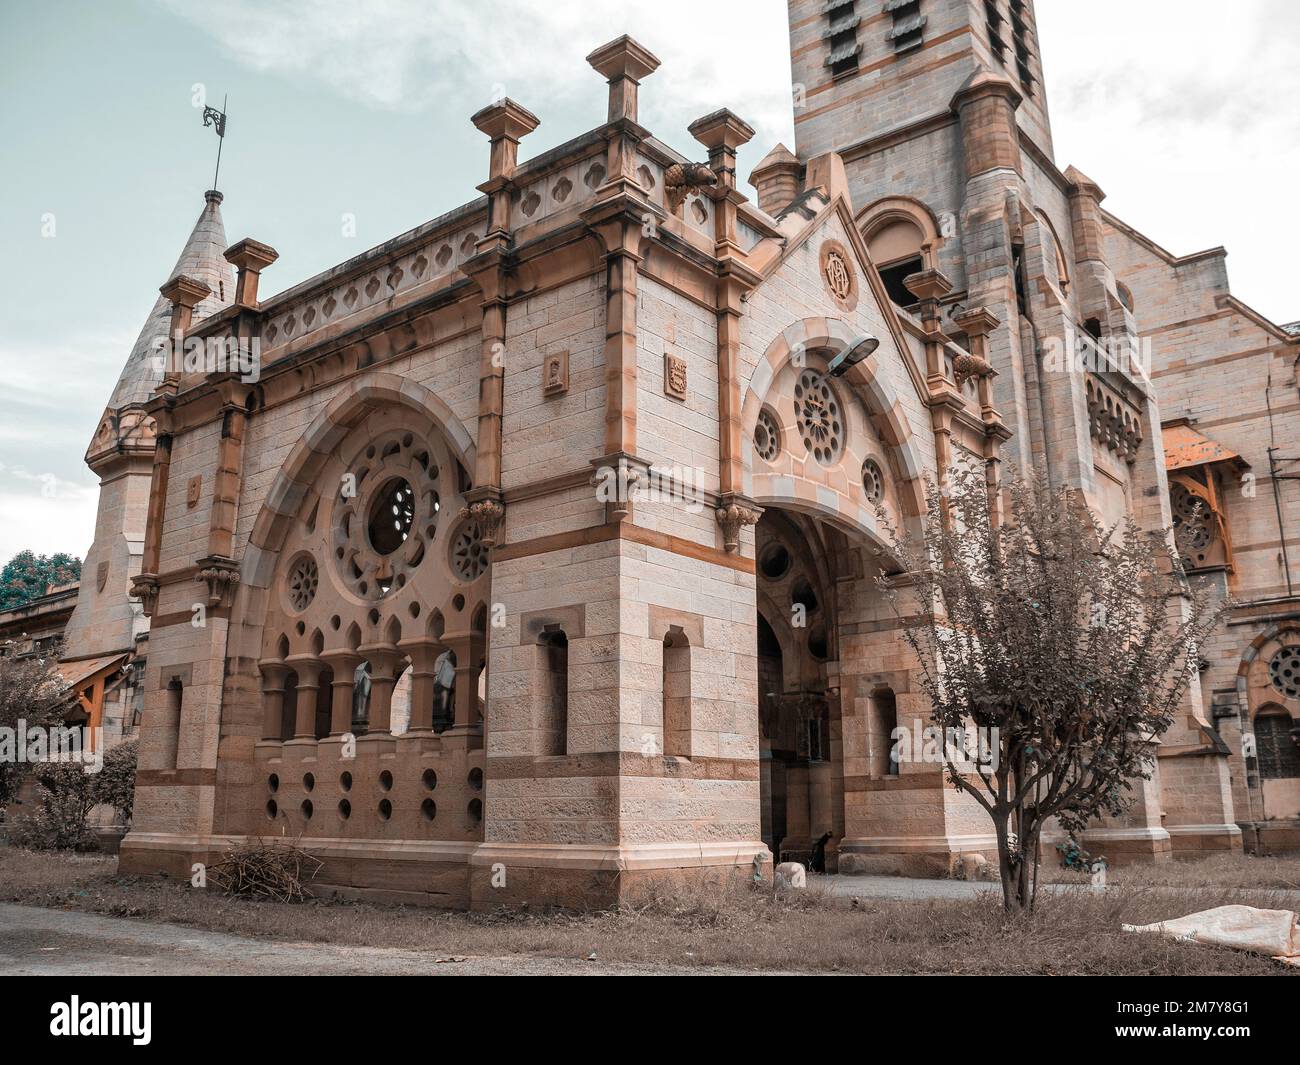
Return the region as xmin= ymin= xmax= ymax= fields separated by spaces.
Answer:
xmin=107 ymin=190 xmax=234 ymax=411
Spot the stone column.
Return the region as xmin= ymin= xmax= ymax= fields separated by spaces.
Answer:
xmin=320 ymin=649 xmax=361 ymax=737
xmin=257 ymin=660 xmax=290 ymax=743
xmin=399 ymin=637 xmax=447 ymax=735
xmin=359 ymin=647 xmax=401 ymax=739
xmin=285 ymin=657 xmax=322 ymax=744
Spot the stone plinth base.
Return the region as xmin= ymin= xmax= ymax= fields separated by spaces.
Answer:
xmin=838 ymin=834 xmax=998 ymax=878
xmin=1165 ymin=823 xmax=1243 ymax=858
xmin=1237 ymin=820 xmax=1300 ymax=857
xmin=1077 ymin=827 xmax=1173 ymax=866
xmin=467 ymin=842 xmax=770 ymax=910
xmin=119 ymin=833 xmax=769 ymax=910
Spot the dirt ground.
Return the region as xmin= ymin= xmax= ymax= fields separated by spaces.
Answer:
xmin=1 ymin=847 xmax=1297 ymax=976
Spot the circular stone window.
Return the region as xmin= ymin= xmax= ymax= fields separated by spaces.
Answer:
xmin=1268 ymin=646 xmax=1300 ymax=700
xmin=793 ymin=370 xmax=844 ymax=466
xmin=286 ymin=554 xmax=318 ymax=612
xmin=450 ymin=520 xmax=488 ymax=583
xmin=332 ymin=430 xmax=442 ymax=601
xmin=1171 ymin=483 xmax=1213 ymax=565
xmin=861 ymin=459 xmax=884 ymax=505
xmin=754 ymin=408 xmax=781 ymax=463
xmin=368 ymin=477 xmax=415 ymax=555
xmin=759 ymin=542 xmax=791 ymax=581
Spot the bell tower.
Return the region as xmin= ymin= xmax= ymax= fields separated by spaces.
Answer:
xmin=787 ymin=0 xmax=1053 ymax=164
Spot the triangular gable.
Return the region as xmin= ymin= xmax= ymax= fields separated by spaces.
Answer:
xmin=753 ymin=192 xmax=931 ymax=410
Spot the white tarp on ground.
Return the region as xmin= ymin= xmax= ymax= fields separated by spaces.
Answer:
xmin=1123 ymin=905 xmax=1300 ymax=966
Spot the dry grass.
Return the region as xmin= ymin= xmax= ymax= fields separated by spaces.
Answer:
xmin=1 ymin=846 xmax=1297 ymax=975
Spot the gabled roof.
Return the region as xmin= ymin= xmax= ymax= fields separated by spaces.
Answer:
xmin=106 ymin=190 xmax=234 ymax=412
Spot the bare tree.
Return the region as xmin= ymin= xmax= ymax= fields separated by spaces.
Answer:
xmin=881 ymin=467 xmax=1227 ymax=912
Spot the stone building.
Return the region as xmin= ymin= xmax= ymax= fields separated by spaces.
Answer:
xmin=108 ymin=2 xmax=1298 ymax=906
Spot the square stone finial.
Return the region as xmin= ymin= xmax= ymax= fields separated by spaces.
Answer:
xmin=224 ymin=238 xmax=279 ymax=308
xmin=159 ymin=274 xmax=211 ymax=308
xmin=689 ymin=108 xmax=755 ymax=190
xmin=688 ymin=108 xmax=755 ymax=152
xmin=586 ymin=34 xmax=661 ymax=83
xmin=587 ymin=35 xmax=661 ymax=123
xmin=950 ymin=305 xmax=1000 ymax=338
xmin=224 ymin=237 xmax=279 ymax=274
xmin=470 ymin=97 xmax=541 ymax=144
xmin=902 ymin=267 xmax=953 ymax=304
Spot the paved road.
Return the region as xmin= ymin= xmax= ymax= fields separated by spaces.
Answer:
xmin=0 ymin=903 xmax=797 ymax=976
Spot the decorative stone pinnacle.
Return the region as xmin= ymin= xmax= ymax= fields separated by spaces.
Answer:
xmin=950 ymin=305 xmax=1000 ymax=338
xmin=586 ymin=35 xmax=661 ymax=84
xmin=224 ymin=238 xmax=279 ymax=307
xmin=160 ymin=274 xmax=212 ymax=308
xmin=587 ymin=35 xmax=661 ymax=123
xmin=470 ymin=98 xmax=541 ymax=144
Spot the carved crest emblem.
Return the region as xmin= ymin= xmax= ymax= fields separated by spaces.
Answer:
xmin=819 ymin=239 xmax=858 ymax=311
xmin=187 ymin=474 xmax=202 ymax=509
xmin=664 ymin=353 xmax=688 ymax=401
xmin=542 ymin=350 xmax=569 ymax=396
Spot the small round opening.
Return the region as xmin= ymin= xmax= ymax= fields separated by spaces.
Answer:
xmin=467 ymin=798 xmax=483 ymax=822
xmin=378 ymin=799 xmax=393 ymax=820
xmin=302 ymin=772 xmax=315 ymax=792
xmin=379 ymin=770 xmax=394 ymax=792
xmin=266 ymin=800 xmax=278 ymax=819
xmin=340 ymin=771 xmax=353 ymax=791
xmin=759 ymin=543 xmax=791 ymax=580
xmin=468 ymin=767 xmax=483 ymax=791
xmin=268 ymin=774 xmax=279 ymax=793
xmin=338 ymin=798 xmax=351 ymax=820
xmin=791 ymin=578 xmax=819 ymax=615
xmin=300 ymin=799 xmax=313 ymax=820
xmin=421 ymin=798 xmax=436 ymax=821
xmin=422 ymin=768 xmax=437 ymax=790
xmin=368 ymin=477 xmax=415 ymax=555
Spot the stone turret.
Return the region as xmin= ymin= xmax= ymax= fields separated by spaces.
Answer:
xmin=59 ymin=190 xmax=234 ymax=749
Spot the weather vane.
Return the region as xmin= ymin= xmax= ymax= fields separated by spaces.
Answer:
xmin=202 ymin=94 xmax=228 ymax=191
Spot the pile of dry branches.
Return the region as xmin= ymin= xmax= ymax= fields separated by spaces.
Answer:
xmin=208 ymin=838 xmax=323 ymax=902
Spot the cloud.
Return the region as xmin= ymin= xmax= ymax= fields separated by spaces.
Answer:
xmin=157 ymin=0 xmax=796 ymax=160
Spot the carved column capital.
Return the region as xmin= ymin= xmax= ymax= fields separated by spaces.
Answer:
xmin=460 ymin=491 xmax=506 ymax=547
xmin=715 ymin=493 xmax=763 ymax=554
xmin=195 ymin=555 xmax=240 ymax=608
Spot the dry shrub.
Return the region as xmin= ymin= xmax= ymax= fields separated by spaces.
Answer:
xmin=207 ymin=838 xmax=322 ymax=902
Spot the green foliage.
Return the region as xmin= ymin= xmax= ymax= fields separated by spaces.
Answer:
xmin=10 ymin=762 xmax=99 ymax=851
xmin=95 ymin=740 xmax=138 ymax=825
xmin=0 ymin=655 xmax=74 ymax=807
xmin=0 ymin=550 xmax=81 ymax=611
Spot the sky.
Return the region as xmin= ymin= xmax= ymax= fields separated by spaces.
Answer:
xmin=1 ymin=0 xmax=1297 ymax=566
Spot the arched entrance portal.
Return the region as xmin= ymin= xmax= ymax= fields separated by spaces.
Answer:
xmin=754 ymin=505 xmax=862 ymax=868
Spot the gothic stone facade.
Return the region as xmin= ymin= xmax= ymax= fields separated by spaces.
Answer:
xmin=114 ymin=5 xmax=1299 ymax=906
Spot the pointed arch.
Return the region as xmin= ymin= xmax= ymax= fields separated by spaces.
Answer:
xmin=242 ymin=371 xmax=476 ymax=590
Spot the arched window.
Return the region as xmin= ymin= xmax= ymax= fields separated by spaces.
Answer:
xmin=663 ymin=627 xmax=692 ymax=758
xmin=537 ymin=627 xmax=568 ymax=756
xmin=858 ymin=197 xmax=942 ymax=309
xmin=1255 ymin=708 xmax=1300 ymax=780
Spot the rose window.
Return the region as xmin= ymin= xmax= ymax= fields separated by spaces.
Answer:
xmin=451 ymin=520 xmax=488 ymax=583
xmin=1268 ymin=646 xmax=1300 ymax=700
xmin=794 ymin=369 xmax=844 ymax=466
xmin=333 ymin=431 xmax=440 ymax=600
xmin=754 ymin=408 xmax=781 ymax=463
xmin=861 ymin=459 xmax=884 ymax=505
xmin=1171 ymin=483 xmax=1214 ymax=567
xmin=286 ymin=554 xmax=318 ymax=612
